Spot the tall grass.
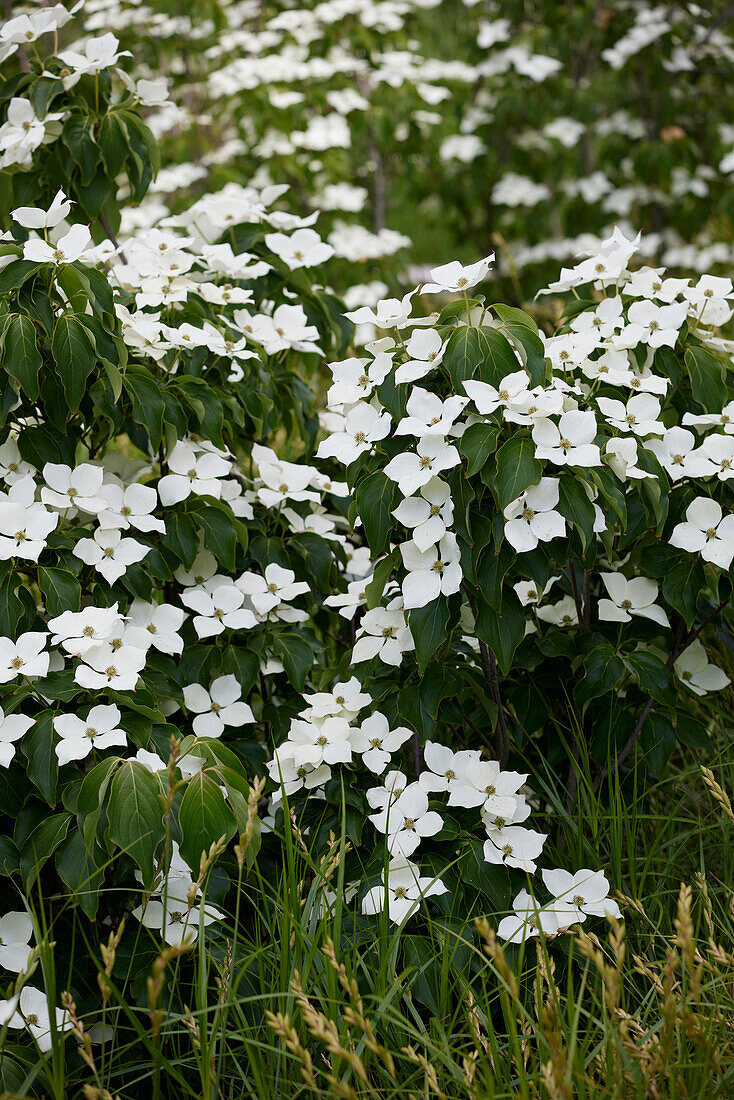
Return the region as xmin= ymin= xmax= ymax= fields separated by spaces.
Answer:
xmin=4 ymin=735 xmax=734 ymax=1100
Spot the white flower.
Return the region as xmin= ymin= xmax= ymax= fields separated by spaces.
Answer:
xmin=596 ymin=393 xmax=663 ymax=436
xmin=0 ymin=633 xmax=49 ymax=683
xmin=604 ymin=437 xmax=653 ymax=481
xmin=393 ymin=478 xmax=453 ymax=552
xmin=251 ymin=444 xmax=320 ymax=509
xmin=316 ymin=403 xmax=391 ymax=465
xmin=537 ymin=595 xmax=579 ymax=628
xmin=183 ymin=676 xmax=254 ymax=738
xmin=0 ymin=477 xmax=58 ymax=561
xmin=0 ymin=439 xmax=34 ymax=485
xmin=674 ymin=640 xmax=730 ymax=696
xmin=158 ymin=441 xmax=231 ymax=506
xmin=96 ymin=482 xmax=165 ymax=533
xmin=12 ymin=189 xmax=72 ymax=229
xmin=326 ymin=355 xmax=392 ymax=406
xmin=670 ymin=497 xmax=734 ymax=569
xmin=542 ymin=868 xmax=621 ymax=926
xmin=74 ymin=644 xmax=146 ymax=691
xmin=400 ymin=532 xmax=462 ymax=609
xmin=324 ymin=577 xmax=372 ymax=619
xmin=497 ymin=888 xmax=560 ymax=944
xmin=513 ymin=578 xmax=559 ymax=607
xmin=53 ymin=704 xmax=126 ymax=764
xmin=395 ymin=329 xmax=447 ymax=384
xmin=350 ymin=713 xmax=412 ymax=773
xmin=420 ymin=255 xmax=494 ymax=293
xmin=266 ymin=750 xmax=331 ymax=796
xmin=41 ymin=462 xmax=105 ymax=514
xmin=449 ymin=760 xmax=528 ymax=820
xmin=73 ymin=528 xmax=150 ymax=584
xmin=483 ymin=825 xmax=546 ymax=872
xmin=285 ymin=717 xmax=353 ymax=768
xmin=503 ymin=478 xmax=566 ymax=553
xmin=618 ymin=300 xmax=688 ymax=349
xmin=352 ymin=602 xmax=414 ymax=666
xmin=0 ymin=707 xmax=34 ymax=767
xmin=238 ymin=564 xmax=309 ymax=617
xmin=598 ymin=574 xmax=669 ymax=627
xmin=48 ymin=605 xmax=121 ymax=657
xmin=463 ymin=370 xmax=531 ymax=416
xmin=180 ymin=584 xmax=257 ymax=638
xmin=264 ymin=227 xmax=334 ymax=269
xmin=126 ymin=600 xmax=186 ymax=655
xmin=647 ymin=427 xmax=713 ymax=481
xmin=361 ymin=855 xmax=448 ymax=923
xmin=682 ymin=401 xmax=734 ymax=434
xmin=0 ymin=911 xmax=33 ymax=972
xmin=394 ymin=388 xmax=468 ymax=438
xmin=132 ymin=893 xmax=223 ymax=947
xmin=368 ymin=781 xmax=443 ymax=857
xmin=344 ymin=292 xmax=415 ymax=329
xmin=532 ymin=411 xmax=601 ymax=466
xmin=23 ymin=223 xmax=93 ymax=266
xmin=301 ymin=678 xmax=371 ymax=722
xmin=57 ymin=32 xmax=130 ymax=79
xmin=7 ymin=986 xmax=71 ymax=1052
xmin=700 ymin=434 xmax=734 ymax=480
xmin=384 ymin=437 xmax=461 ymax=497
xmin=419 ymin=741 xmax=481 ymax=795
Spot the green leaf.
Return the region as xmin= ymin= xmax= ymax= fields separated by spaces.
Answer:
xmin=20 ymin=712 xmax=58 ymax=804
xmin=38 ymin=566 xmax=82 ymax=617
xmin=640 ymin=712 xmax=676 ymax=778
xmin=2 ymin=314 xmax=41 ymax=400
xmin=354 ymin=471 xmax=397 ymax=557
xmin=492 ymin=434 xmax=542 ymax=510
xmin=685 ymin=347 xmax=728 ymax=412
xmin=20 ymin=813 xmax=72 ymax=891
xmin=178 ymin=772 xmax=236 ymax=871
xmin=458 ymin=422 xmax=500 ymax=477
xmin=187 ymin=499 xmax=238 ymax=571
xmin=52 ymin=314 xmax=97 ymax=412
xmin=408 ymin=597 xmax=453 ymax=672
xmin=274 ymin=633 xmax=315 ymax=690
xmin=557 ymin=475 xmax=597 ymax=553
xmin=474 ymin=590 xmax=526 ymax=674
xmin=663 ymin=558 xmax=705 ymax=628
xmin=575 ymin=645 xmax=625 ymax=709
xmin=55 ymin=831 xmax=104 ymax=920
xmin=625 ymin=651 xmax=676 ymax=705
xmin=123 ymin=366 xmax=165 ymax=450
xmin=444 ymin=326 xmax=519 ymax=388
xmin=107 ymin=761 xmax=163 ymax=887
xmin=364 ymin=552 xmax=396 ymax=609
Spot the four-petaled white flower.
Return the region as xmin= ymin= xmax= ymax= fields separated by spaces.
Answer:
xmin=483 ymin=824 xmax=546 ymax=873
xmin=598 ymin=574 xmax=669 ymax=627
xmin=317 ymin=403 xmax=391 ymax=466
xmin=0 ymin=633 xmax=49 ymax=683
xmin=394 ymin=388 xmax=468 ymax=438
xmin=463 ymin=370 xmax=531 ymax=416
xmin=264 ymin=228 xmax=334 ymax=269
xmin=183 ymin=675 xmax=254 ymax=738
xmin=180 ymin=583 xmax=257 ymax=638
xmin=395 ymin=329 xmax=447 ymax=384
xmin=41 ymin=463 xmax=106 ymax=515
xmin=7 ymin=986 xmax=71 ymax=1052
xmin=73 ymin=528 xmax=151 ymax=584
xmin=420 ymin=255 xmax=493 ymax=293
xmin=596 ymin=393 xmax=662 ymax=436
xmin=503 ymin=478 xmax=566 ymax=553
xmin=400 ymin=532 xmax=462 ymax=609
xmin=532 ymin=411 xmax=601 ymax=466
xmin=0 ymin=476 xmax=58 ymax=561
xmin=361 ymin=856 xmax=448 ymax=924
xmin=97 ymin=482 xmax=165 ymax=532
xmin=158 ymin=441 xmax=231 ymax=506
xmin=368 ymin=781 xmax=443 ymax=857
xmin=238 ymin=564 xmax=310 ymax=617
xmin=497 ymin=888 xmax=560 ymax=944
xmin=53 ymin=704 xmax=127 ymax=764
xmin=670 ymin=497 xmax=734 ymax=569
xmin=674 ymin=640 xmax=730 ymax=696
xmin=384 ymin=437 xmax=461 ymax=497
xmin=352 ymin=603 xmax=415 ymax=666
xmin=23 ymin=223 xmax=93 ymax=266
xmin=350 ymin=713 xmax=413 ymax=773
xmin=392 ymin=478 xmax=453 ymax=552
xmin=542 ymin=868 xmax=621 ymax=924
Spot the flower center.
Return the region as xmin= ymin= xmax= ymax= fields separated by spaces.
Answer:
xmin=403 ymin=817 xmax=415 ymax=829
xmin=105 ymin=666 xmax=117 ymax=679
xmin=354 ymin=431 xmax=367 ymax=443
xmin=121 ymin=506 xmax=132 ymax=516
xmin=394 ymin=886 xmax=408 ymax=898
xmin=316 ymin=735 xmax=328 ymax=746
xmin=26 ymin=1013 xmax=39 ymax=1026
xmin=522 ymin=507 xmax=535 ymax=521
xmin=268 ymin=582 xmax=279 ymax=593
xmin=621 ymin=599 xmax=632 ymax=610
xmin=502 ymin=844 xmax=513 ymax=856
xmin=706 ymin=527 xmax=717 ymax=539
xmin=11 ymin=657 xmax=24 ymax=669
xmin=419 ymin=456 xmax=433 ymax=469
xmin=444 ymin=769 xmax=455 ymax=780
xmin=85 ymin=727 xmax=98 ymax=739
xmin=370 ymin=738 xmax=383 ymax=748
xmin=67 ymin=487 xmax=78 ymax=499
xmin=429 ymin=504 xmax=441 ymax=515
xmin=431 ymin=560 xmax=445 ymax=573
xmin=573 ymin=894 xmax=585 ymax=907
xmin=211 ymin=702 xmax=221 ymax=714
xmin=560 ymin=438 xmax=572 ymax=449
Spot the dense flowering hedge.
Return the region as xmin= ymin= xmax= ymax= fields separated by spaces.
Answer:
xmin=0 ymin=2 xmax=732 ymax=1069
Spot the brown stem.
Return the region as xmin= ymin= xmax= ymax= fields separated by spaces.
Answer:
xmin=568 ymin=558 xmax=584 ymax=628
xmin=582 ymin=572 xmax=591 ymax=630
xmin=478 ymin=640 xmax=510 ymax=765
xmin=97 ymin=211 xmax=127 ymax=264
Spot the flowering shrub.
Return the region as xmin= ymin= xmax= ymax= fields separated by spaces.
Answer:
xmin=0 ymin=4 xmax=732 ymax=1082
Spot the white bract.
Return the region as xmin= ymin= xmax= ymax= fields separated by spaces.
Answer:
xmin=670 ymin=497 xmax=734 ymax=569
xmin=183 ymin=676 xmax=255 ymax=738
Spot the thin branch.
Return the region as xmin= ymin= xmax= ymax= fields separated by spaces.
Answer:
xmin=568 ymin=558 xmax=584 ymax=629
xmin=478 ymin=639 xmax=510 ymax=765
